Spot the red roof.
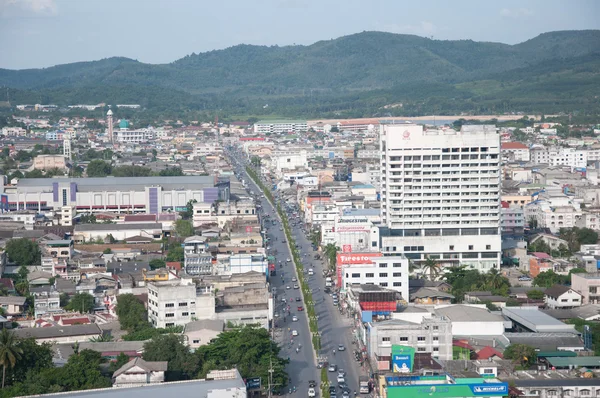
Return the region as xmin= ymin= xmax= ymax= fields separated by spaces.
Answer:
xmin=502 ymin=142 xmax=528 ymax=150
xmin=501 ymin=201 xmax=510 ymax=208
xmin=60 ymin=317 xmax=91 ymax=325
xmin=124 ymin=214 xmax=156 ymax=223
xmin=0 ymin=278 xmax=15 ymax=290
xmin=532 ymin=252 xmax=552 ymax=259
xmin=166 ymin=262 xmax=182 ymax=271
xmin=476 ymin=346 xmax=504 ymax=360
xmin=452 ymin=340 xmax=475 ymax=351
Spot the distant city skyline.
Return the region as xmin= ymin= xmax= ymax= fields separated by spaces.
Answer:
xmin=0 ymin=0 xmax=599 ymax=70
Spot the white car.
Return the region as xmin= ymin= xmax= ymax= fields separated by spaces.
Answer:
xmin=292 ymin=315 xmax=298 ymax=322
xmin=286 ymin=285 xmax=291 ymax=289
xmin=292 ymin=330 xmax=298 ymax=336
xmin=292 ymin=277 xmax=297 ymax=282
xmin=286 ymin=258 xmax=291 ymax=262
xmin=308 ymin=387 xmax=316 ymax=397
xmin=337 ymin=375 xmax=345 ymax=384
xmin=294 ymin=284 xmax=299 ymax=289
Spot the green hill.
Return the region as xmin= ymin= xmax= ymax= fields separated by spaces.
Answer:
xmin=1 ymin=30 xmax=599 ymax=117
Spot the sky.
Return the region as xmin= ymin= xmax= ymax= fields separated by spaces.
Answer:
xmin=0 ymin=0 xmax=599 ymax=70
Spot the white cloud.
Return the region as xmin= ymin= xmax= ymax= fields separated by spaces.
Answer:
xmin=384 ymin=21 xmax=438 ymax=37
xmin=0 ymin=0 xmax=57 ymax=16
xmin=500 ymin=8 xmax=533 ymax=18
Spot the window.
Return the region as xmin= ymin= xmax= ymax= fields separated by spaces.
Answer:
xmin=393 ymin=272 xmax=402 ymax=277
xmin=372 ymin=241 xmax=377 ymax=247
xmin=380 ymin=282 xmax=388 ymax=287
xmin=393 ymin=282 xmax=401 ymax=287
xmin=165 ymin=303 xmax=174 ymax=308
xmin=486 ymin=245 xmax=491 ymax=250
xmin=399 ymin=337 xmax=408 ymax=342
xmin=433 ymin=336 xmax=439 ymax=341
xmin=165 ymin=313 xmax=175 ymax=318
xmin=468 ymin=245 xmax=474 ymax=250
xmin=449 ymin=245 xmax=454 ymax=250
xmin=193 ymin=339 xmax=200 ymax=344
xmin=379 ymin=273 xmax=388 ymax=278
xmin=179 ymin=302 xmax=188 ymax=307
xmin=433 ymin=347 xmax=439 ymax=352
xmin=182 ymin=312 xmax=189 ymax=316
xmin=393 ymin=263 xmax=403 ymax=267
xmin=379 ymin=263 xmax=388 ymax=268
xmin=417 ymin=336 xmax=426 ymax=341
xmin=580 ymin=390 xmax=591 ymax=396
xmin=417 ymin=347 xmax=426 ymax=352
xmin=433 ymin=326 xmax=439 ymax=330
xmin=366 ymin=273 xmax=374 ymax=278
xmin=351 ymin=273 xmax=360 ymax=278
xmin=382 ymin=337 xmax=391 ymax=342
xmin=166 ymin=323 xmax=174 ymax=327
xmin=561 ymin=299 xmax=568 ymax=302
xmin=483 ymin=368 xmax=494 ymax=374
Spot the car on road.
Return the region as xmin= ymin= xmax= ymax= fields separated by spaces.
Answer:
xmin=308 ymin=269 xmax=314 ymax=275
xmin=338 ymin=344 xmax=345 ymax=351
xmin=337 ymin=374 xmax=345 ymax=383
xmin=329 ymin=386 xmax=336 ymax=394
xmin=292 ymin=330 xmax=298 ymax=336
xmin=294 ymin=284 xmax=299 ymax=289
xmin=297 ymin=306 xmax=304 ymax=311
xmin=292 ymin=277 xmax=297 ymax=282
xmin=292 ymin=315 xmax=298 ymax=322
xmin=286 ymin=285 xmax=291 ymax=289
xmin=308 ymin=387 xmax=316 ymax=397
xmin=281 ymin=240 xmax=286 ymax=243
xmin=341 ymin=390 xmax=350 ymax=398
xmin=286 ymin=258 xmax=291 ymax=262
xmin=328 ymin=364 xmax=337 ymax=372
xmin=518 ymin=275 xmax=532 ymax=281
xmin=338 ymin=382 xmax=348 ymax=391
xmin=296 ymin=297 xmax=302 ymax=302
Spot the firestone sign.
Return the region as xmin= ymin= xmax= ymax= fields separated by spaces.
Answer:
xmin=337 ymin=252 xmax=382 ymax=265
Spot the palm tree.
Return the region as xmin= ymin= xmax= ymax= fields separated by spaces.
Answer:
xmin=323 ymin=244 xmax=339 ymax=271
xmin=408 ymin=260 xmax=420 ymax=277
xmin=421 ymin=258 xmax=442 ymax=281
xmin=485 ymin=268 xmax=506 ymax=291
xmin=0 ymin=329 xmax=22 ymax=388
xmin=89 ymin=334 xmax=114 ymax=343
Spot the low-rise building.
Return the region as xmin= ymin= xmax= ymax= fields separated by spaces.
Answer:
xmin=112 ymin=357 xmax=167 ymax=388
xmin=571 ymin=272 xmax=600 ymax=304
xmin=544 ymin=284 xmax=582 ymax=309
xmin=12 ymin=324 xmax=102 ymax=344
xmin=183 ymin=319 xmax=224 ymax=349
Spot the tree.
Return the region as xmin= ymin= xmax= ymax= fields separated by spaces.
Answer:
xmin=111 ymin=165 xmax=152 ymax=177
xmin=149 ymin=259 xmax=166 ymax=270
xmin=526 ymin=289 xmax=544 ymax=300
xmin=180 ymin=199 xmax=197 ymax=220
xmin=559 ymin=227 xmax=599 ymax=252
xmin=5 ymin=338 xmax=52 ymax=386
xmin=504 ymin=343 xmax=537 ymax=368
xmin=115 ymin=294 xmax=148 ymax=332
xmin=174 ymin=219 xmax=194 ymax=237
xmin=5 ymin=239 xmax=41 ymax=266
xmin=158 ymin=167 xmax=184 ymax=176
xmin=65 ymin=293 xmax=95 ymax=313
xmin=59 ymin=349 xmax=111 ymax=391
xmin=421 ymin=258 xmax=442 ymax=281
xmin=323 ymin=244 xmax=338 ymax=271
xmin=528 ymin=217 xmax=538 ymax=229
xmin=196 ymin=325 xmax=288 ymax=387
xmin=85 ymin=159 xmax=112 ymax=177
xmin=166 ymin=246 xmax=184 ymax=262
xmin=0 ymin=329 xmax=23 ymax=388
xmin=143 ymin=334 xmax=200 ymax=381
xmin=533 ymin=270 xmax=566 ymax=288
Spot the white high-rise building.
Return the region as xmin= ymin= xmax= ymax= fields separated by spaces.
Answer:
xmin=379 ymin=124 xmax=501 ymax=273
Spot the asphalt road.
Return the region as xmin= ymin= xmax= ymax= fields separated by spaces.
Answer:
xmin=229 ymin=149 xmax=319 ymax=397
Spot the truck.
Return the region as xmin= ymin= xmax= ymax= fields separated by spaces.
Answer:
xmin=359 ymin=376 xmax=370 ymax=394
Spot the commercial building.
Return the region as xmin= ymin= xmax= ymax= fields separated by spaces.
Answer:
xmin=253 ymin=120 xmax=308 ymax=134
xmin=33 ymin=155 xmax=67 ymax=170
xmin=379 ymin=124 xmax=501 ymax=272
xmin=338 ymin=253 xmax=409 ymax=301
xmin=381 ymin=374 xmax=508 ymax=398
xmin=321 ymin=215 xmax=380 ymax=253
xmin=367 ymin=317 xmax=453 ymax=364
xmin=6 ymin=176 xmax=228 ymax=213
xmin=434 ymin=305 xmax=505 ymax=336
xmin=501 ymin=307 xmax=577 ymax=333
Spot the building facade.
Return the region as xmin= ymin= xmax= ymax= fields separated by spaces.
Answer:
xmin=379 ymin=124 xmax=501 ymax=272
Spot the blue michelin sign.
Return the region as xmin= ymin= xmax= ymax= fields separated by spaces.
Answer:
xmin=470 ymin=383 xmax=508 ymax=395
xmin=391 ymin=354 xmax=411 ymax=373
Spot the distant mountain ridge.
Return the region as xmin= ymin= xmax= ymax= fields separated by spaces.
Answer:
xmin=1 ymin=30 xmax=599 ymax=116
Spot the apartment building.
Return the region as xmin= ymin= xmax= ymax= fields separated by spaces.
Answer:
xmin=379 ymin=124 xmax=501 ymax=272
xmin=367 ymin=316 xmax=453 ymax=362
xmin=524 ymin=200 xmax=582 ymax=233
xmin=147 ymin=280 xmax=215 ymax=328
xmin=571 ymin=273 xmax=600 ymax=304
xmin=501 ymin=142 xmax=530 ymax=162
xmin=253 ymin=120 xmax=308 ymax=134
xmin=500 ymin=203 xmax=525 ymax=235
xmin=530 ymin=147 xmax=587 ymax=168
xmin=340 ymin=256 xmax=409 ymax=301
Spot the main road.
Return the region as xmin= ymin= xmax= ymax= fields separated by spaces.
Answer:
xmin=227 ymin=147 xmax=319 ymax=397
xmin=228 ymin=145 xmax=368 ymax=396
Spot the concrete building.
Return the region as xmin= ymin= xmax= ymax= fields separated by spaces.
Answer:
xmin=74 ymin=223 xmax=163 ymax=242
xmin=112 ymin=357 xmax=167 ymax=388
xmin=0 ymin=296 xmax=26 ymax=316
xmin=33 ymin=155 xmax=67 ymax=170
xmin=183 ymin=319 xmax=224 ymax=349
xmin=32 ymin=290 xmax=61 ymax=318
xmin=321 ymin=214 xmax=380 ymax=253
xmin=524 ymin=200 xmax=582 ymax=233
xmin=434 ymin=305 xmax=505 ymax=336
xmin=571 ymin=273 xmax=600 ymax=304
xmin=12 ymin=324 xmax=102 ymax=344
xmin=544 ymin=285 xmax=582 ymax=309
xmin=5 ymin=176 xmax=228 ymax=213
xmin=367 ymin=316 xmax=453 ymax=365
xmin=501 ymin=142 xmax=530 ymax=162
xmin=530 ymin=147 xmax=587 ymax=168
xmin=147 ymin=280 xmax=215 ymax=328
xmin=379 ymin=124 xmax=501 ymax=272
xmin=254 ymin=120 xmax=308 ymax=134
xmin=339 ymin=255 xmax=409 ymax=301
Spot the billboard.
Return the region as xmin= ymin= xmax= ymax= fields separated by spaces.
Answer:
xmin=0 ymin=194 xmax=8 ymax=212
xmin=391 ymin=345 xmax=414 ymax=373
xmin=342 ymin=245 xmax=352 ymax=253
xmin=337 ymin=252 xmax=382 ymax=265
xmin=387 ymin=382 xmax=509 ymax=398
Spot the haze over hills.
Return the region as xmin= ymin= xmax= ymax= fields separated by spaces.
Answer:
xmin=1 ymin=30 xmax=599 ymax=117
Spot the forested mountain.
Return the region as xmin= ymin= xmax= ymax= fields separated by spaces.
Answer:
xmin=1 ymin=30 xmax=599 ymax=117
